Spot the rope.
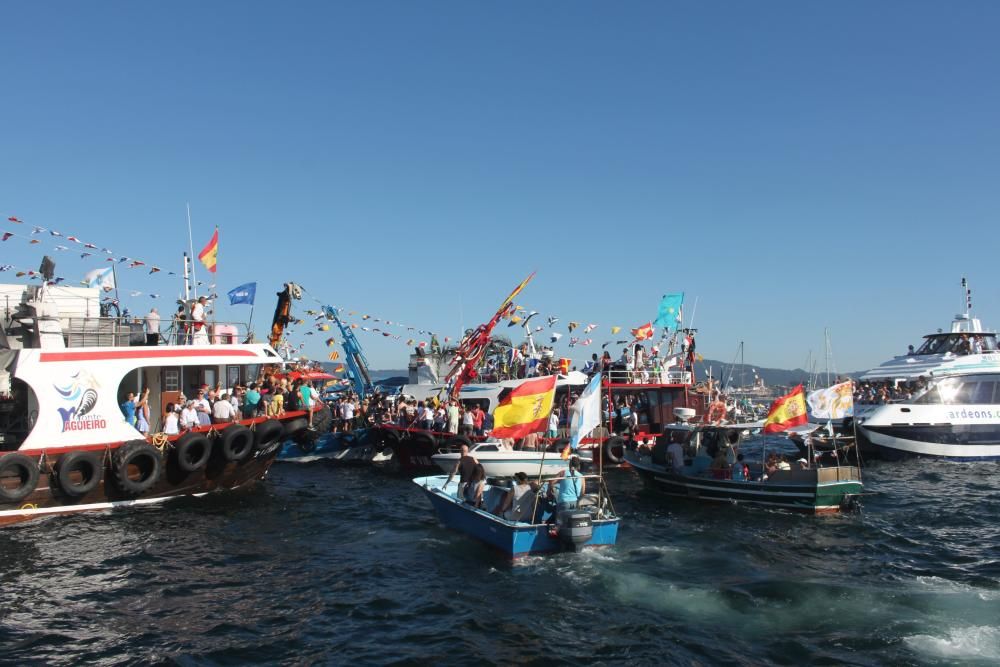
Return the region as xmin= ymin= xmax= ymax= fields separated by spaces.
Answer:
xmin=150 ymin=432 xmax=170 ymax=454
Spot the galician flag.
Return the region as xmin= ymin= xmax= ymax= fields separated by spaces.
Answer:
xmin=198 ymin=227 xmax=219 ymax=273
xmin=807 ymin=381 xmax=854 ymax=419
xmin=569 ymin=372 xmax=602 ymax=452
xmin=763 ymin=384 xmax=809 ymax=433
xmin=83 ymin=266 xmax=115 ymax=291
xmin=653 ymin=292 xmax=684 ymax=332
xmin=491 ymin=375 xmax=557 ymax=439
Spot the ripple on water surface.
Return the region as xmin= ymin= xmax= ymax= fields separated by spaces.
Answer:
xmin=0 ymin=460 xmax=998 ymax=665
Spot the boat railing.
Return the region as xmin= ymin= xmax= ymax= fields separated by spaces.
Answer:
xmin=604 ymin=369 xmax=692 ymax=386
xmin=525 ymin=473 xmax=617 ymax=522
xmin=61 ymin=316 xmax=252 ymax=348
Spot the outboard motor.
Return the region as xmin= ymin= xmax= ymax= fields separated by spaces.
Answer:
xmin=555 ymin=510 xmax=593 ymax=550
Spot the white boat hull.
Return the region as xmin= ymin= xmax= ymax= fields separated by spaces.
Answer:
xmin=431 ymin=451 xmax=569 ymax=477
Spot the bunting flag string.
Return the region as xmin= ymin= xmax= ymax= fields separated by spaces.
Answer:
xmin=4 ymin=214 xmax=180 ymax=280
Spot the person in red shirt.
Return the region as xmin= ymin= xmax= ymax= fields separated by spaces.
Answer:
xmin=472 ymin=404 xmax=486 ymax=436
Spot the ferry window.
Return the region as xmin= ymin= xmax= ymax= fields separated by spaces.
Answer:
xmin=982 ymin=337 xmax=998 ymax=352
xmin=936 ymin=336 xmax=960 ymax=354
xmin=919 ymin=337 xmax=944 ymax=354
xmin=227 ymin=366 xmax=241 ymax=390
xmin=970 ymin=381 xmax=996 ymax=405
xmin=163 ymin=369 xmax=180 ymax=392
xmin=928 ymin=378 xmax=962 ymax=404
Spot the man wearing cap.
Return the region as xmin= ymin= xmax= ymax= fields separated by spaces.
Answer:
xmin=190 ymin=296 xmax=210 ymax=345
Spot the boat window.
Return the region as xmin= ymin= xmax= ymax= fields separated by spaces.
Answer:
xmin=0 ymin=378 xmax=38 ymax=451
xmin=916 ymin=337 xmax=944 ymax=355
xmin=477 ymin=444 xmax=499 ymax=452
xmin=981 ymin=336 xmax=998 ymax=352
xmin=970 ymin=381 xmax=996 ymax=405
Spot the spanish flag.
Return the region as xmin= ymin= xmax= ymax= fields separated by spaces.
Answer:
xmin=198 ymin=227 xmax=219 ymax=273
xmin=763 ymin=384 xmax=808 ymax=433
xmin=631 ymin=322 xmax=654 ymax=340
xmin=491 ymin=375 xmax=557 ymax=439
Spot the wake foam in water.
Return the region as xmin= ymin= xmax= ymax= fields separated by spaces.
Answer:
xmin=905 ymin=626 xmax=1000 ymax=661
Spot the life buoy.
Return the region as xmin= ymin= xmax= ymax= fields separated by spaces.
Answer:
xmin=55 ymin=450 xmax=103 ymax=497
xmin=174 ymin=432 xmax=213 ymax=472
xmin=0 ymin=453 xmax=40 ymax=504
xmin=113 ymin=440 xmax=162 ymax=495
xmin=219 ymin=424 xmax=254 ymax=462
xmin=281 ymin=417 xmax=309 ymax=442
xmin=253 ymin=419 xmax=284 ymax=451
xmin=603 ymin=436 xmax=626 ymax=465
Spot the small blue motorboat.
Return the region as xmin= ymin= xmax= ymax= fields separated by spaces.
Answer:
xmin=413 ymin=474 xmax=620 ymax=559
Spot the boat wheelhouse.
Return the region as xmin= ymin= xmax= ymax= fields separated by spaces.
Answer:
xmin=0 ymin=282 xmax=311 ymax=525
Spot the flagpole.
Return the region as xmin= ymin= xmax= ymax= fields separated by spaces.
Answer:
xmin=186 ymin=203 xmax=198 ymax=299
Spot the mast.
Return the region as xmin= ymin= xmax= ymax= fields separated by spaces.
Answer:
xmin=186 ymin=203 xmax=198 ymax=299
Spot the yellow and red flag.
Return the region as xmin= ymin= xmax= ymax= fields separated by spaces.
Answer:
xmin=491 ymin=375 xmax=557 ymax=439
xmin=198 ymin=227 xmax=219 ymax=273
xmin=763 ymin=384 xmax=808 ymax=433
xmin=631 ymin=322 xmax=654 ymax=340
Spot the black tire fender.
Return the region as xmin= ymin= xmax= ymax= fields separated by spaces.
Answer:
xmin=0 ymin=453 xmax=40 ymax=504
xmin=220 ymin=424 xmax=254 ymax=462
xmin=409 ymin=430 xmax=437 ymax=456
xmin=253 ymin=419 xmax=284 ymax=451
xmin=281 ymin=417 xmax=310 ymax=442
xmin=55 ymin=450 xmax=103 ymax=497
xmin=604 ymin=436 xmax=626 ymax=465
xmin=379 ymin=427 xmax=402 ymax=448
xmin=174 ymin=432 xmax=213 ymax=472
xmin=113 ymin=440 xmax=162 ymax=495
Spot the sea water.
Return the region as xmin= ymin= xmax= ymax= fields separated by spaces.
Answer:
xmin=0 ymin=459 xmax=997 ymax=665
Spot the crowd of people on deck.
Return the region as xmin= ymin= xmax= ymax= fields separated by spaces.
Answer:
xmin=134 ymin=297 xmax=215 ymax=346
xmin=119 ymin=364 xmax=327 ymax=435
xmin=853 ymin=378 xmax=928 ymax=405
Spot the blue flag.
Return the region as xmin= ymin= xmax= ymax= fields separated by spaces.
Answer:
xmin=227 ymin=282 xmax=257 ymax=306
xmin=653 ymin=292 xmax=684 ymax=332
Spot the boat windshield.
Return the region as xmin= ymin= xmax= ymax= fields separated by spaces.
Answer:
xmin=912 ymin=376 xmax=1000 ymax=405
xmin=914 ymin=333 xmax=998 ymax=355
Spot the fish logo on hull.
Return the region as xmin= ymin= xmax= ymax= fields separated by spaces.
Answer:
xmin=54 ymin=373 xmax=107 ymax=432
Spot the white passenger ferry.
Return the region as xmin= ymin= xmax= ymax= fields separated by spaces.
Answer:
xmin=856 ymin=288 xmax=1000 ymax=460
xmin=0 ymin=280 xmax=310 ymax=525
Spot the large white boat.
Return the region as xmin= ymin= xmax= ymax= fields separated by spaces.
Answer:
xmin=856 ymin=293 xmax=1000 ymax=460
xmin=0 ymin=280 xmax=310 ymax=525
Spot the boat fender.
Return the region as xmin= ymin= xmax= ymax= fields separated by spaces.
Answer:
xmin=444 ymin=435 xmax=473 ymax=452
xmin=310 ymin=403 xmax=334 ymax=433
xmin=173 ymin=432 xmax=213 ymax=472
xmin=253 ymin=419 xmax=285 ymax=451
xmin=409 ymin=430 xmax=437 ymax=456
xmin=603 ymin=436 xmax=626 ymax=465
xmin=379 ymin=427 xmax=402 ymax=448
xmin=55 ymin=450 xmax=103 ymax=497
xmin=281 ymin=417 xmax=310 ymax=442
xmin=113 ymin=440 xmax=162 ymax=496
xmin=0 ymin=453 xmax=40 ymax=504
xmin=219 ymin=424 xmax=254 ymax=462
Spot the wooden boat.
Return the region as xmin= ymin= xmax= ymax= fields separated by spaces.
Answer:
xmin=623 ymin=412 xmax=863 ymax=514
xmin=0 ymin=280 xmax=310 ymax=526
xmin=413 ymin=474 xmax=620 ymax=559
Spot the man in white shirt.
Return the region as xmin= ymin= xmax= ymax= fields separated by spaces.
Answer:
xmin=342 ymin=399 xmax=355 ymax=432
xmin=190 ymin=296 xmax=210 ymax=345
xmin=144 ymin=308 xmax=161 ymax=345
xmin=212 ymin=393 xmax=237 ymax=423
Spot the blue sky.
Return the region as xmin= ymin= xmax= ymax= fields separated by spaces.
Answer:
xmin=2 ymin=1 xmax=999 ymax=374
